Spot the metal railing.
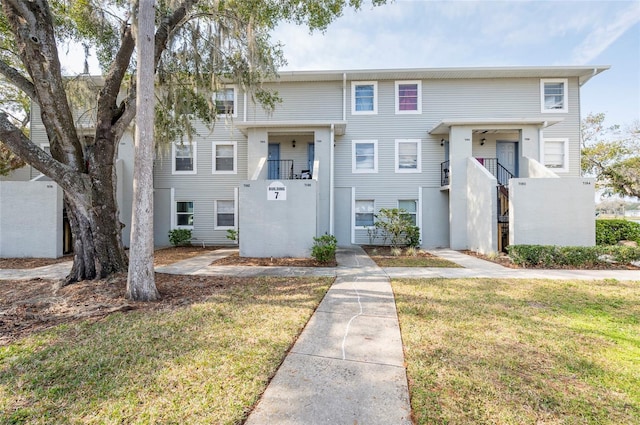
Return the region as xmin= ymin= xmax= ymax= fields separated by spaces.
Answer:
xmin=476 ymin=158 xmax=514 ymax=186
xmin=441 ymin=160 xmax=450 ymax=186
xmin=267 ymin=159 xmax=294 ymax=180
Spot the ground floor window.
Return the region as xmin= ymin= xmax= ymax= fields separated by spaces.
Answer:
xmin=399 ymin=200 xmax=417 ymax=225
xmin=215 ymin=200 xmax=235 ymax=228
xmin=355 ymin=200 xmax=374 ymax=227
xmin=176 ymin=201 xmax=194 ymax=227
xmin=542 ymin=138 xmax=568 ymax=172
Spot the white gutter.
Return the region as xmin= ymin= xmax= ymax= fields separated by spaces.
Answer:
xmin=330 ymin=124 xmax=335 ymax=235
xmin=580 ymin=67 xmax=598 ymax=87
xmin=342 ymin=73 xmax=347 ymax=121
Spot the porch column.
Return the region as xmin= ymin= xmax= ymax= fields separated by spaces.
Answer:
xmin=247 ymin=128 xmax=268 ymax=180
xmin=449 ymin=126 xmax=473 ymax=250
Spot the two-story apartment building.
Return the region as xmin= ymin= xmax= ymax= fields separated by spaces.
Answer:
xmin=1 ymin=65 xmax=608 ymax=258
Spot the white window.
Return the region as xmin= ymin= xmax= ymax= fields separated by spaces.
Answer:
xmin=399 ymin=200 xmax=417 ymax=225
xmin=215 ymin=200 xmax=235 ymax=229
xmin=176 ymin=201 xmax=194 ymax=228
xmin=542 ymin=138 xmax=569 ymax=172
xmin=395 ymin=139 xmax=421 ymax=173
xmin=351 ymin=81 xmax=377 ymax=114
xmin=395 ymin=81 xmax=422 ymax=114
xmin=212 ymin=142 xmax=237 ymax=173
xmin=215 ymin=86 xmax=237 ymax=117
xmin=355 ymin=200 xmax=375 ymax=228
xmin=541 ymin=79 xmax=568 ymax=113
xmin=172 ymin=142 xmax=197 ymax=174
xmin=352 ymin=140 xmax=378 ymax=173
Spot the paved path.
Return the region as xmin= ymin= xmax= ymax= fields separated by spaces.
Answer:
xmin=245 ymin=246 xmax=412 ymax=424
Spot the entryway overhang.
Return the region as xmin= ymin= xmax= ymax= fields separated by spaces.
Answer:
xmin=235 ymin=120 xmax=347 ymax=136
xmin=429 ymin=118 xmax=563 ymax=135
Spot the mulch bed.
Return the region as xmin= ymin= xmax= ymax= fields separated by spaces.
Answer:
xmin=211 ymin=252 xmax=337 ymax=267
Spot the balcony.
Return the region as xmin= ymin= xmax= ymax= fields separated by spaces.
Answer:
xmin=440 ymin=157 xmax=514 ymax=188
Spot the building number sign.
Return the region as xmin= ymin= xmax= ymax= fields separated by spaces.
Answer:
xmin=267 ymin=181 xmax=287 ymax=200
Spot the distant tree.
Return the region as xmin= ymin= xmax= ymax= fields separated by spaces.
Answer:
xmin=0 ymin=0 xmax=386 ymax=287
xmin=581 ymin=112 xmax=640 ymax=199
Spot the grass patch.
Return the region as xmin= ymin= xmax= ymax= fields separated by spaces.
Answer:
xmin=393 ymin=278 xmax=640 ymax=424
xmin=0 ymin=276 xmax=332 ymax=424
xmin=363 ymin=246 xmax=461 ymax=268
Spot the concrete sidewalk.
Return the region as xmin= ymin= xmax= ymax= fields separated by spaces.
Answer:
xmin=244 ymin=246 xmax=412 ymax=424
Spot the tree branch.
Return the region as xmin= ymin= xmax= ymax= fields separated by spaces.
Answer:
xmin=0 ymin=112 xmax=87 ymax=194
xmin=0 ymin=59 xmax=36 ymax=100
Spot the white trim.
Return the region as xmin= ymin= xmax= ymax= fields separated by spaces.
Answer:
xmin=212 ymin=141 xmax=238 ymax=174
xmin=352 ymin=140 xmax=378 ymax=173
xmin=214 ymin=199 xmax=235 ymax=230
xmin=170 ymin=188 xmax=175 ymax=229
xmin=214 ymin=85 xmax=238 ymax=118
xmin=540 ymin=78 xmax=568 ymax=113
xmin=354 ymin=199 xmax=375 ymax=229
xmin=175 ymin=200 xmax=195 ymax=229
xmin=351 ymin=187 xmax=356 ymax=244
xmin=541 ymin=138 xmax=569 ymax=172
xmin=351 ymin=81 xmax=378 ymax=115
xmin=395 ymin=80 xmax=422 ymax=114
xmin=172 ymin=142 xmax=197 ymax=175
xmin=395 ymin=139 xmax=422 ymax=173
xmin=418 ymin=187 xmax=423 ymax=241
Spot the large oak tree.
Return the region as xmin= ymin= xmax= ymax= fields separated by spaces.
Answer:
xmin=0 ymin=0 xmax=384 ymax=288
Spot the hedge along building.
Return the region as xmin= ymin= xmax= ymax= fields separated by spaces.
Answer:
xmin=2 ymin=65 xmax=608 ymax=258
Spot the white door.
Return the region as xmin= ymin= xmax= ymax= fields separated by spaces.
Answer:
xmin=497 ymin=142 xmax=517 ymax=177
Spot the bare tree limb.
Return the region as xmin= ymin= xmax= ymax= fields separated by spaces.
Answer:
xmin=0 ymin=59 xmax=36 ymax=100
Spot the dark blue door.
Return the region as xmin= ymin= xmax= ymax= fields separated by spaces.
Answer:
xmin=268 ymin=143 xmax=280 ymax=179
xmin=307 ymin=143 xmax=315 ymax=172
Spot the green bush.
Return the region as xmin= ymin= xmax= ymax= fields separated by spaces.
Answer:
xmin=507 ymin=244 xmax=640 ymax=268
xmin=595 ymin=219 xmax=640 ymax=245
xmin=311 ymin=234 xmax=337 ymax=263
xmin=168 ymin=228 xmax=192 ymax=246
xmin=374 ymin=208 xmax=421 ymax=248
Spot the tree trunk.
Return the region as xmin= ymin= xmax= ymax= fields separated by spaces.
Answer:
xmin=126 ymin=0 xmax=159 ymax=301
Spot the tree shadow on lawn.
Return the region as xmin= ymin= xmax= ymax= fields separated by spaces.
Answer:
xmin=0 ymin=274 xmax=333 ymax=424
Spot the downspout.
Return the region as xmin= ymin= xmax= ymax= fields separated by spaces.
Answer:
xmin=330 ymin=124 xmax=335 ymax=235
xmin=342 ymin=73 xmax=347 ymax=121
xmin=243 ymin=91 xmax=247 ymax=122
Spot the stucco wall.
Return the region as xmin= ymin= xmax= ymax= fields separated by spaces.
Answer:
xmin=466 ymin=159 xmax=497 ymax=254
xmin=0 ymin=181 xmax=63 ymax=258
xmin=509 ymin=178 xmax=595 ymax=246
xmin=421 ymin=188 xmax=449 ymax=248
xmin=239 ymin=180 xmax=317 ymax=257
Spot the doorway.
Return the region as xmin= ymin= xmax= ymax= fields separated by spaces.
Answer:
xmin=496 ymin=141 xmax=518 ymax=177
xmin=268 ymin=143 xmax=280 ymax=179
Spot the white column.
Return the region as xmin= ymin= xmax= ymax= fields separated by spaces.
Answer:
xmin=449 ymin=126 xmax=473 ymax=250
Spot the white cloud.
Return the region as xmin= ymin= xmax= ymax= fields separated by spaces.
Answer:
xmin=571 ymin=2 xmax=640 ymax=64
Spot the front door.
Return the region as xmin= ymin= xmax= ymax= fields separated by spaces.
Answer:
xmin=307 ymin=143 xmax=315 ymax=172
xmin=268 ymin=143 xmax=280 ymax=179
xmin=497 ymin=141 xmax=518 ymax=177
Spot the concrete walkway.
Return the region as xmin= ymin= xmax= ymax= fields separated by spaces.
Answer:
xmin=245 ymin=246 xmax=412 ymax=424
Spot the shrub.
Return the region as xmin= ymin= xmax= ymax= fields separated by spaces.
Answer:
xmin=168 ymin=228 xmax=192 ymax=246
xmin=596 ymin=219 xmax=640 ymax=245
xmin=507 ymin=244 xmax=640 ymax=268
xmin=311 ymin=234 xmax=337 ymax=263
xmin=374 ymin=208 xmax=421 ymax=248
xmin=391 ymin=247 xmax=402 ymax=257
xmin=226 ymin=229 xmax=238 ymax=243
xmin=405 ymin=246 xmax=419 ymax=257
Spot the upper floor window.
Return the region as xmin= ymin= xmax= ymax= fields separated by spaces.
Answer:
xmin=215 ymin=87 xmax=237 ymax=117
xmin=395 ymin=139 xmax=421 ymax=173
xmin=541 ymin=79 xmax=568 ymax=113
xmin=542 ymin=138 xmax=568 ymax=172
xmin=215 ymin=200 xmax=235 ymax=229
xmin=176 ymin=201 xmax=194 ymax=228
xmin=355 ymin=200 xmax=375 ymax=228
xmin=172 ymin=142 xmax=197 ymax=174
xmin=395 ymin=81 xmax=422 ymax=114
xmin=212 ymin=142 xmax=237 ymax=174
xmin=352 ymin=140 xmax=378 ymax=173
xmin=352 ymin=81 xmax=377 ymax=114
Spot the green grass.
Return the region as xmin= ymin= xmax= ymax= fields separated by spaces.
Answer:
xmin=393 ymin=278 xmax=640 ymax=424
xmin=0 ymin=276 xmax=332 ymax=424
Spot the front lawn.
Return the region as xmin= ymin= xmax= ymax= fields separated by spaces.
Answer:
xmin=0 ymin=276 xmax=332 ymax=424
xmin=393 ymin=278 xmax=640 ymax=424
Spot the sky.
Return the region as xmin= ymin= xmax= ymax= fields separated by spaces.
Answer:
xmin=63 ymin=0 xmax=640 ymax=128
xmin=269 ymin=0 xmax=640 ymax=128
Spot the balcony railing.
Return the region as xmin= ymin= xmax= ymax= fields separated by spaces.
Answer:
xmin=441 ymin=160 xmax=450 ymax=186
xmin=267 ymin=159 xmax=294 ymax=180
